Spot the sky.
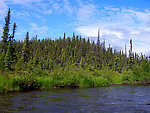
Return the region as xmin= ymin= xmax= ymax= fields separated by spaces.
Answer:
xmin=0 ymin=0 xmax=150 ymax=56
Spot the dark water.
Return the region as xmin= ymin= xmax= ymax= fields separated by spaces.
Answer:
xmin=0 ymin=86 xmax=150 ymax=113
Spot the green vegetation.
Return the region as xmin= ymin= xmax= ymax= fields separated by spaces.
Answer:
xmin=0 ymin=64 xmax=150 ymax=93
xmin=0 ymin=9 xmax=150 ymax=93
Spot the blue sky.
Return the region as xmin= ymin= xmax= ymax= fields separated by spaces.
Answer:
xmin=0 ymin=0 xmax=150 ymax=55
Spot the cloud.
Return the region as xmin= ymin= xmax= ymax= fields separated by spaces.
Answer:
xmin=50 ymin=0 xmax=73 ymax=16
xmin=122 ymin=9 xmax=150 ymax=24
xmin=134 ymin=43 xmax=150 ymax=55
xmin=37 ymin=9 xmax=52 ymax=15
xmin=0 ymin=0 xmax=8 ymax=19
xmin=15 ymin=11 xmax=30 ymax=17
xmin=0 ymin=0 xmax=7 ymax=37
xmin=76 ymin=26 xmax=99 ymax=37
xmin=4 ymin=0 xmax=42 ymax=5
xmin=76 ymin=1 xmax=98 ymax=24
xmin=29 ymin=23 xmax=48 ymax=34
xmin=4 ymin=0 xmax=52 ymax=15
xmin=104 ymin=6 xmax=119 ymax=11
xmin=75 ymin=6 xmax=150 ymax=55
xmin=4 ymin=0 xmax=73 ymax=16
xmin=63 ymin=0 xmax=73 ymax=15
xmin=52 ymin=3 xmax=60 ymax=10
xmin=43 ymin=9 xmax=52 ymax=14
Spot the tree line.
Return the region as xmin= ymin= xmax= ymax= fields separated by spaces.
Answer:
xmin=0 ymin=9 xmax=149 ymax=73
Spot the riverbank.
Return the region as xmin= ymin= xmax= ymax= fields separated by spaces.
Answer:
xmin=0 ymin=65 xmax=150 ymax=94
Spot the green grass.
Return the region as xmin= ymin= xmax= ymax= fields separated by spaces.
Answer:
xmin=0 ymin=65 xmax=150 ymax=93
xmin=0 ymin=74 xmax=19 ymax=93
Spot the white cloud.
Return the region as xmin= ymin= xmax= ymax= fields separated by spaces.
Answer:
xmin=122 ymin=9 xmax=150 ymax=23
xmin=0 ymin=0 xmax=8 ymax=19
xmin=133 ymin=43 xmax=150 ymax=56
xmin=52 ymin=3 xmax=60 ymax=10
xmin=4 ymin=0 xmax=42 ymax=5
xmin=37 ymin=9 xmax=52 ymax=15
xmin=104 ymin=6 xmax=119 ymax=11
xmin=4 ymin=0 xmax=52 ymax=15
xmin=43 ymin=9 xmax=52 ymax=14
xmin=6 ymin=0 xmax=73 ymax=16
xmin=50 ymin=0 xmax=73 ymax=16
xmin=63 ymin=0 xmax=73 ymax=15
xmin=0 ymin=0 xmax=7 ymax=37
xmin=29 ymin=23 xmax=48 ymax=34
xmin=15 ymin=11 xmax=30 ymax=17
xmin=76 ymin=2 xmax=98 ymax=24
xmin=75 ymin=6 xmax=150 ymax=55
xmin=76 ymin=26 xmax=99 ymax=37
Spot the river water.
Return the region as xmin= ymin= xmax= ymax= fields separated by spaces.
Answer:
xmin=0 ymin=86 xmax=150 ymax=113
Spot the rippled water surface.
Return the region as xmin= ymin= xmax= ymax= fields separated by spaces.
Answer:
xmin=0 ymin=86 xmax=150 ymax=113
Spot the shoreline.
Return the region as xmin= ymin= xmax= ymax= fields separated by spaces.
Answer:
xmin=0 ymin=67 xmax=150 ymax=94
xmin=1 ymin=80 xmax=150 ymax=94
xmin=110 ymin=80 xmax=150 ymax=86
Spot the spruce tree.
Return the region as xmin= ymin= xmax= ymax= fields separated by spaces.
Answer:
xmin=21 ymin=32 xmax=30 ymax=64
xmin=4 ymin=41 xmax=12 ymax=70
xmin=0 ymin=51 xmax=5 ymax=71
xmin=128 ymin=39 xmax=134 ymax=69
xmin=114 ymin=55 xmax=120 ymax=72
xmin=1 ymin=8 xmax=11 ymax=52
xmin=9 ymin=22 xmax=17 ymax=42
xmin=33 ymin=48 xmax=39 ymax=67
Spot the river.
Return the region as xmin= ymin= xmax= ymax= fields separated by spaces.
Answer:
xmin=0 ymin=86 xmax=150 ymax=113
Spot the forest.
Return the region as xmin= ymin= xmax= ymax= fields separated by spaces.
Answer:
xmin=0 ymin=9 xmax=150 ymax=93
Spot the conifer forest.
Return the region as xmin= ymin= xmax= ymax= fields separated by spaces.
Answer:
xmin=0 ymin=9 xmax=150 ymax=93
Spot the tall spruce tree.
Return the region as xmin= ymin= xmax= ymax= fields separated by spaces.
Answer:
xmin=21 ymin=32 xmax=30 ymax=64
xmin=9 ymin=22 xmax=17 ymax=42
xmin=129 ymin=39 xmax=134 ymax=69
xmin=1 ymin=8 xmax=11 ymax=52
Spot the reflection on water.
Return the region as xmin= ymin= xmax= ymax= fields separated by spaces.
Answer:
xmin=0 ymin=86 xmax=150 ymax=113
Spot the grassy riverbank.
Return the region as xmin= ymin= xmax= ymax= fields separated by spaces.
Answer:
xmin=0 ymin=65 xmax=150 ymax=93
